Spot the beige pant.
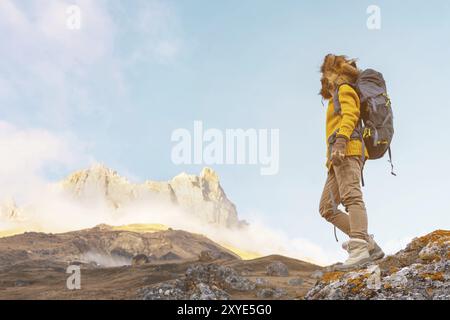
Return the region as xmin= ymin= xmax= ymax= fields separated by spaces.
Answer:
xmin=319 ymin=156 xmax=369 ymax=241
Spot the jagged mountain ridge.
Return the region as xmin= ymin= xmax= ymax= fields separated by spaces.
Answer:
xmin=61 ymin=164 xmax=246 ymax=228
xmin=0 ymin=165 xmax=247 ymax=230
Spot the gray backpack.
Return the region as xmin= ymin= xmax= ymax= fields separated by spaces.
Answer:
xmin=333 ymin=69 xmax=396 ymax=185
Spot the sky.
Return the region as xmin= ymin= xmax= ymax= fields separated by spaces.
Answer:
xmin=1 ymin=0 xmax=449 ymax=262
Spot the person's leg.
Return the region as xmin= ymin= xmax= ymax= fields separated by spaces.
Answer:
xmin=319 ymin=168 xmax=351 ymax=235
xmin=333 ymin=156 xmax=369 ymax=241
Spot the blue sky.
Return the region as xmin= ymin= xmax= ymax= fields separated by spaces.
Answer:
xmin=1 ymin=0 xmax=449 ymax=258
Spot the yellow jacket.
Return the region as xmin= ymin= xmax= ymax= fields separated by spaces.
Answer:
xmin=326 ymin=84 xmax=368 ymax=168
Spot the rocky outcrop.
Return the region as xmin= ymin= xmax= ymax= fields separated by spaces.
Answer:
xmin=306 ymin=230 xmax=450 ymax=300
xmin=61 ymin=164 xmax=246 ymax=228
xmin=139 ymin=263 xmax=256 ymax=300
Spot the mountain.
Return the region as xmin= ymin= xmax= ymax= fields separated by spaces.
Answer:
xmin=61 ymin=164 xmax=246 ymax=228
xmin=0 ymin=225 xmax=320 ymax=300
xmin=0 ymin=224 xmax=239 ymax=269
xmin=305 ymin=230 xmax=449 ymax=300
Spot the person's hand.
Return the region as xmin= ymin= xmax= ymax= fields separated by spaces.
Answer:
xmin=331 ymin=137 xmax=347 ymax=166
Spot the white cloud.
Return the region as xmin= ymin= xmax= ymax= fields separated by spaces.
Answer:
xmin=0 ymin=0 xmax=117 ymax=124
xmin=0 ymin=0 xmax=182 ymax=125
xmin=0 ymin=121 xmax=91 ymax=203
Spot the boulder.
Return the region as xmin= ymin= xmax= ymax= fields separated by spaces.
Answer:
xmin=131 ymin=254 xmax=149 ymax=266
xmin=266 ymin=261 xmax=289 ymax=277
xmin=288 ymin=278 xmax=304 ymax=286
xmin=256 ymin=288 xmax=287 ymax=299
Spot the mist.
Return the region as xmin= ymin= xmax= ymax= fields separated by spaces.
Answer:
xmin=0 ymin=120 xmax=343 ymax=266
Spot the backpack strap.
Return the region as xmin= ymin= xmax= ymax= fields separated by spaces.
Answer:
xmin=333 ymin=88 xmax=341 ymax=114
xmin=359 ymin=119 xmax=366 ymax=187
xmin=333 ymin=83 xmax=357 ymax=115
xmin=388 ymin=147 xmax=397 ymax=176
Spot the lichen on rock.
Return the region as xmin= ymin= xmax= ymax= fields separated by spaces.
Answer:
xmin=306 ymin=230 xmax=450 ymax=300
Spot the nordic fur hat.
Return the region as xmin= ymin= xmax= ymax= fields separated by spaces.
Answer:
xmin=319 ymin=54 xmax=360 ymax=99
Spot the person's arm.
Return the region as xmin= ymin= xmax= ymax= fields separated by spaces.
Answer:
xmin=336 ymin=85 xmax=360 ymax=140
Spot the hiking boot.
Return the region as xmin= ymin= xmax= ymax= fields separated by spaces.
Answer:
xmin=342 ymin=235 xmax=385 ymax=261
xmin=334 ymin=238 xmax=371 ymax=271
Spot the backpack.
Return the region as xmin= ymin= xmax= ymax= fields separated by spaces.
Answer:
xmin=333 ymin=69 xmax=396 ymax=185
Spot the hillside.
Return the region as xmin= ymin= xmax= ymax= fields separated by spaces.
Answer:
xmin=0 ymin=226 xmax=320 ymax=300
xmin=0 ymin=224 xmax=239 ymax=268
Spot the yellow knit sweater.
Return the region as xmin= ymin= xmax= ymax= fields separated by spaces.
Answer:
xmin=326 ymin=84 xmax=368 ymax=168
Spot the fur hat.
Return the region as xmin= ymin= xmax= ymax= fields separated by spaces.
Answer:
xmin=319 ymin=54 xmax=360 ymax=99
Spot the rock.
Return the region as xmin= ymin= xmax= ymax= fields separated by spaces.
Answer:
xmin=139 ymin=279 xmax=187 ymax=300
xmin=266 ymin=261 xmax=289 ymax=277
xmin=255 ymin=278 xmax=269 ymax=286
xmin=311 ymin=270 xmax=324 ymax=279
xmin=256 ymin=288 xmax=287 ymax=299
xmin=131 ymin=254 xmax=149 ymax=266
xmin=198 ymin=250 xmax=236 ymax=262
xmin=185 ymin=264 xmax=256 ymax=292
xmin=306 ymin=230 xmax=450 ymax=300
xmin=139 ymin=263 xmax=250 ymax=300
xmin=189 ymin=283 xmax=230 ymax=300
xmin=288 ymin=278 xmax=304 ymax=286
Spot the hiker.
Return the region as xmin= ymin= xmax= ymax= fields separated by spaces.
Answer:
xmin=318 ymin=54 xmax=386 ymax=271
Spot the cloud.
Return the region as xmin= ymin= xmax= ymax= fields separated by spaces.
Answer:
xmin=0 ymin=0 xmax=116 ymax=124
xmin=0 ymin=0 xmax=182 ymax=126
xmin=0 ymin=120 xmax=92 ymax=203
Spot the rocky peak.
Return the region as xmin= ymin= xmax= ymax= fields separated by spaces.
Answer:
xmin=61 ymin=164 xmax=137 ymax=211
xmin=61 ymin=164 xmax=245 ymax=228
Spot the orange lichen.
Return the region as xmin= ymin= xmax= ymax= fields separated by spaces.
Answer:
xmin=389 ymin=267 xmax=399 ymax=274
xmin=420 ymin=272 xmax=445 ymax=281
xmin=414 ymin=230 xmax=450 ymax=247
xmin=420 ymin=254 xmax=442 ymax=262
xmin=347 ymin=274 xmax=370 ymax=293
xmin=321 ymin=271 xmax=344 ymax=283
